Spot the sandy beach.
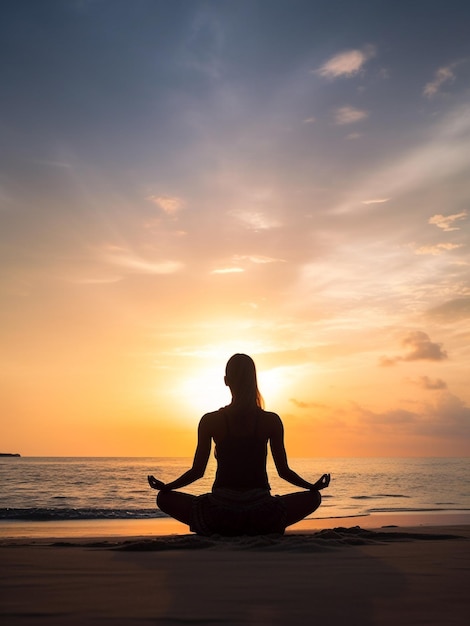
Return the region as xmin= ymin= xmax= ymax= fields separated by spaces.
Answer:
xmin=1 ymin=515 xmax=469 ymax=625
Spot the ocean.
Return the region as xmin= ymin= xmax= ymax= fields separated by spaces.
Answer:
xmin=1 ymin=456 xmax=469 ymax=523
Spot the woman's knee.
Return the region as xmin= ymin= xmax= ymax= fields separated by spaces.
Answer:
xmin=303 ymin=489 xmax=321 ymax=513
xmin=156 ymin=490 xmax=194 ymax=525
xmin=157 ymin=489 xmax=171 ymax=512
xmin=312 ymin=489 xmax=322 ymax=507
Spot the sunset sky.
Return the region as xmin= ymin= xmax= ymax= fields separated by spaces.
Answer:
xmin=1 ymin=0 xmax=469 ymax=457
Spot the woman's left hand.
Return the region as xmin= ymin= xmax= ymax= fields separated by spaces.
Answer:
xmin=147 ymin=475 xmax=166 ymax=490
xmin=312 ymin=473 xmax=331 ymax=490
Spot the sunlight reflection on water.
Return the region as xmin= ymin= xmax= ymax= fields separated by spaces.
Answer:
xmin=1 ymin=456 xmax=469 ymax=520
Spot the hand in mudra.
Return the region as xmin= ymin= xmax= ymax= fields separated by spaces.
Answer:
xmin=147 ymin=475 xmax=166 ymax=490
xmin=312 ymin=473 xmax=331 ymax=490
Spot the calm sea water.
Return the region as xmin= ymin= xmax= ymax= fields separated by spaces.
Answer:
xmin=1 ymin=457 xmax=469 ymax=522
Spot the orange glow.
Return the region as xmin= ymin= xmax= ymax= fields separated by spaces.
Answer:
xmin=2 ymin=7 xmax=470 ymax=458
xmin=3 ymin=304 xmax=468 ymax=456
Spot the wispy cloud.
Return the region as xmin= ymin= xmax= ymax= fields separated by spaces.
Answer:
xmin=427 ymin=297 xmax=470 ymax=322
xmin=147 ymin=195 xmax=185 ymax=215
xmin=414 ymin=242 xmax=463 ymax=255
xmin=429 ymin=211 xmax=467 ymax=231
xmin=334 ymin=106 xmax=369 ymax=125
xmin=354 ymin=392 xmax=470 ymax=439
xmin=423 ymin=63 xmax=457 ymax=97
xmin=103 ymin=246 xmax=183 ymax=275
xmin=290 ymin=398 xmax=326 ymax=409
xmin=315 ymin=45 xmax=376 ymax=79
xmin=359 ymin=407 xmax=417 ymax=424
xmin=233 ymin=255 xmax=285 ymax=264
xmin=209 ymin=255 xmax=284 ymax=276
xmin=232 ymin=211 xmax=282 ymax=230
xmin=332 ymin=104 xmax=470 ymax=214
xmin=361 ymin=198 xmax=390 ymax=205
xmin=210 ymin=267 xmax=244 ymax=274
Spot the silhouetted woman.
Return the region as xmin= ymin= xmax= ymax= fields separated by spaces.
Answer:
xmin=148 ymin=353 xmax=330 ymax=535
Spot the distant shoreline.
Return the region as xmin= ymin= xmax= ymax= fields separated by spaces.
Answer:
xmin=0 ymin=453 xmax=20 ymax=457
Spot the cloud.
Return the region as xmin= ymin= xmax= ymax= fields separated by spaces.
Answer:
xmin=360 ymin=408 xmax=417 ymax=424
xmin=413 ymin=376 xmax=447 ymax=390
xmin=378 ymin=356 xmax=398 ymax=367
xmin=355 ymin=392 xmax=470 ymax=439
xmin=208 ymin=255 xmax=284 ymax=276
xmin=233 ymin=255 xmax=285 ymax=264
xmin=210 ymin=267 xmax=244 ymax=274
xmin=402 ymin=331 xmax=448 ymax=361
xmin=424 ymin=392 xmax=470 ymax=437
xmin=305 ymin=391 xmax=470 ymax=446
xmin=361 ymin=198 xmax=390 ymax=205
xmin=331 ymin=104 xmax=470 ymax=214
xmin=232 ymin=211 xmax=282 ymax=230
xmin=380 ymin=331 xmax=448 ymax=365
xmin=414 ymin=242 xmax=463 ymax=255
xmin=334 ymin=106 xmax=369 ymax=125
xmin=103 ymin=247 xmax=182 ymax=275
xmin=303 ymin=117 xmax=316 ymax=124
xmin=315 ymin=46 xmax=376 ymax=79
xmin=428 ymin=211 xmax=467 ymax=231
xmin=427 ymin=297 xmax=470 ymax=322
xmin=147 ymin=195 xmax=184 ymax=215
xmin=423 ymin=64 xmax=457 ymax=98
xmin=290 ymin=398 xmax=326 ymax=409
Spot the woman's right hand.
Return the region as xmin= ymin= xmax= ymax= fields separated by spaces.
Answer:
xmin=147 ymin=475 xmax=166 ymax=490
xmin=312 ymin=473 xmax=331 ymax=490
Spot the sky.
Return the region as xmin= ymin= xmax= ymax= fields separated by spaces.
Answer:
xmin=1 ymin=0 xmax=469 ymax=457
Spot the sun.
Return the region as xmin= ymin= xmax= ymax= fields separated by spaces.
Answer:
xmin=166 ymin=336 xmax=299 ymax=419
xmin=176 ymin=364 xmax=233 ymax=417
xmin=257 ymin=367 xmax=288 ymax=409
xmin=173 ymin=361 xmax=291 ymax=419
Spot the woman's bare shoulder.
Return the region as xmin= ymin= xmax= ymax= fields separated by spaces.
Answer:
xmin=259 ymin=409 xmax=283 ymax=430
xmin=260 ymin=409 xmax=281 ymax=419
xmin=199 ymin=408 xmax=225 ymax=426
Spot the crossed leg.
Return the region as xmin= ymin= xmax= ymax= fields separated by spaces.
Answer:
xmin=278 ymin=490 xmax=322 ymax=527
xmin=157 ymin=490 xmax=195 ymax=526
xmin=157 ymin=489 xmax=321 ymax=530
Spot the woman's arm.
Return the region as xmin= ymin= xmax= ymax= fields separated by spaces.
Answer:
xmin=269 ymin=413 xmax=330 ymax=490
xmin=148 ymin=414 xmax=212 ymax=491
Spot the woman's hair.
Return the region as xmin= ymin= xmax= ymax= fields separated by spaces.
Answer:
xmin=225 ymin=353 xmax=265 ymax=409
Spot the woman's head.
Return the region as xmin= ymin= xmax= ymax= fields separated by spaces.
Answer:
xmin=224 ymin=354 xmax=264 ymax=409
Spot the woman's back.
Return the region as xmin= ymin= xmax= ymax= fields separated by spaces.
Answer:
xmin=212 ymin=406 xmax=270 ymax=490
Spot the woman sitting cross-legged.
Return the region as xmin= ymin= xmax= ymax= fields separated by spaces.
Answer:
xmin=148 ymin=353 xmax=330 ymax=536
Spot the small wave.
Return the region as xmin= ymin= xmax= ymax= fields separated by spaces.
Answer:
xmin=365 ymin=506 xmax=470 ymax=514
xmin=0 ymin=507 xmax=165 ymax=521
xmin=351 ymin=494 xmax=410 ymax=500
